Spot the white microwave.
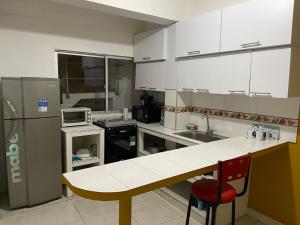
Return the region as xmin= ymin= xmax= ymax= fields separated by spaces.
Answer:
xmin=61 ymin=107 xmax=92 ymax=127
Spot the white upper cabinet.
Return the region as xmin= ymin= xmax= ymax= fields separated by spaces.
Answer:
xmin=164 ymin=24 xmax=177 ymax=90
xmin=135 ymin=64 xmax=150 ymax=91
xmin=250 ymin=48 xmax=291 ymax=98
xmin=134 ymin=28 xmax=167 ymax=63
xmin=176 ymin=10 xmax=222 ymax=58
xmin=176 ymin=59 xmax=196 ymax=92
xmin=135 ymin=62 xmax=166 ymax=91
xmin=221 ymin=0 xmax=294 ymax=52
xmin=135 ymin=25 xmax=177 ymax=91
xmin=218 ymin=53 xmax=252 ymax=95
xmin=177 ymin=55 xmax=221 ymax=93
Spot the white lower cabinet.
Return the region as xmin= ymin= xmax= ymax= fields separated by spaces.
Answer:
xmin=218 ymin=52 xmax=252 ymax=95
xmin=177 ymin=56 xmax=221 ymax=93
xmin=250 ymin=48 xmax=291 ymax=98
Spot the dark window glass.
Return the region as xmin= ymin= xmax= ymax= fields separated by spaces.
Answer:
xmin=58 ymin=54 xmax=106 ymax=111
xmin=107 ymin=58 xmax=135 ymax=112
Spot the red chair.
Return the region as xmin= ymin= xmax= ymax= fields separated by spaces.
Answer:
xmin=185 ymin=154 xmax=252 ymax=225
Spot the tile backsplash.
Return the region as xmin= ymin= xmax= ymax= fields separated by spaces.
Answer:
xmin=164 ymin=91 xmax=300 ymax=142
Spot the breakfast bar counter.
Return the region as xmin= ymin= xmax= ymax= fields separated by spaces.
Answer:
xmin=62 ymin=136 xmax=288 ymax=225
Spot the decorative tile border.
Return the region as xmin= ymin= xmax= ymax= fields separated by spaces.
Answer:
xmin=165 ymin=106 xmax=194 ymax=113
xmin=164 ymin=106 xmax=299 ymax=127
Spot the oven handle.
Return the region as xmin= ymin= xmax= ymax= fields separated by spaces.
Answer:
xmin=107 ymin=133 xmax=133 ymax=138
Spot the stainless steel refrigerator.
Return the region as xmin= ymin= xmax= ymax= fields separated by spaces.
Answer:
xmin=0 ymin=77 xmax=62 ymax=208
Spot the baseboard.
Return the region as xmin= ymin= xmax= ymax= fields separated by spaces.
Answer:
xmin=247 ymin=208 xmax=285 ymax=225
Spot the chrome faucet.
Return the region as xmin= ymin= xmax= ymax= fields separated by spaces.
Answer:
xmin=202 ymin=112 xmax=214 ymax=136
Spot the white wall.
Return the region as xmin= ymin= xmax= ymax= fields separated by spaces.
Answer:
xmin=187 ymin=0 xmax=248 ymax=17
xmin=0 ymin=0 xmax=145 ymax=78
xmin=0 ymin=0 xmax=145 ymax=193
xmin=164 ymin=91 xmax=300 ymax=142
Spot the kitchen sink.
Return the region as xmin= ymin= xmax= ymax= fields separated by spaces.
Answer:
xmin=174 ymin=131 xmax=226 ymax=143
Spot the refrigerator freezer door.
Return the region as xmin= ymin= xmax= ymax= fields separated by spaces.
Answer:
xmin=22 ymin=78 xmax=60 ymax=118
xmin=0 ymin=78 xmax=23 ymax=120
xmin=4 ymin=119 xmax=28 ymax=208
xmin=24 ymin=117 xmax=62 ymax=205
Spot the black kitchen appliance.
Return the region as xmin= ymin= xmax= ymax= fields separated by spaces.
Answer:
xmin=132 ymin=94 xmax=161 ymax=124
xmin=93 ymin=119 xmax=137 ymax=164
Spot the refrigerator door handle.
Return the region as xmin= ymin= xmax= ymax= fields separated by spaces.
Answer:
xmin=2 ymin=98 xmax=18 ymax=139
xmin=4 ymin=99 xmax=18 ymax=118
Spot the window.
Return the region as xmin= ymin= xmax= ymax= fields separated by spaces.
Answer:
xmin=57 ymin=52 xmax=136 ymax=112
xmin=108 ymin=58 xmax=135 ymax=111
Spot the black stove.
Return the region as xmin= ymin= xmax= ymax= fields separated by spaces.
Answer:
xmin=93 ymin=119 xmax=137 ymax=128
xmin=93 ymin=119 xmax=138 ymax=164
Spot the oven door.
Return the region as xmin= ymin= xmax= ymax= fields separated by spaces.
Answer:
xmin=105 ymin=126 xmax=137 ymax=164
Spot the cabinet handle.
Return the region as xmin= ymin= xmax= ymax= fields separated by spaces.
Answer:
xmin=148 ymin=87 xmax=157 ymax=91
xmin=142 ymin=57 xmax=151 ymax=60
xmin=182 ymin=88 xmax=194 ymax=92
xmin=228 ymin=90 xmax=246 ymax=95
xmin=251 ymin=92 xmax=272 ymax=97
xmin=196 ymin=89 xmax=209 ymax=93
xmin=187 ymin=50 xmax=200 ymax=56
xmin=240 ymin=42 xmax=262 ymax=48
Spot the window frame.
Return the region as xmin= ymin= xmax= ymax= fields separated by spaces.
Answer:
xmin=55 ymin=50 xmax=133 ymax=113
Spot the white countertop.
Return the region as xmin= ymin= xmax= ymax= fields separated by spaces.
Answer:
xmin=63 ymin=135 xmax=288 ymax=196
xmin=61 ymin=124 xmax=104 ymax=133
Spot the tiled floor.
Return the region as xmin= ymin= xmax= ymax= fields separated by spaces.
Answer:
xmin=0 ymin=192 xmax=266 ymax=225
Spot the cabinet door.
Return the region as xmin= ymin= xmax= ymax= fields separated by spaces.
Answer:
xmin=176 ymin=59 xmax=197 ymax=92
xmin=219 ymin=52 xmax=252 ymax=95
xmin=164 ymin=24 xmax=177 ymax=90
xmin=135 ymin=62 xmax=166 ymax=91
xmin=195 ymin=56 xmax=221 ymax=94
xmin=134 ymin=28 xmax=167 ymax=62
xmin=250 ymin=48 xmax=291 ymax=98
xmin=221 ymin=0 xmax=294 ymax=52
xmin=177 ymin=56 xmax=221 ymax=93
xmin=135 ymin=64 xmax=149 ymax=91
xmin=176 ymin=10 xmax=222 ymax=58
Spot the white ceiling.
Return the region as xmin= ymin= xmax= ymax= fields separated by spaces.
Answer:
xmin=46 ymin=0 xmax=189 ymax=25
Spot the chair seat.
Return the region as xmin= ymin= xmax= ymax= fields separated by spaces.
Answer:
xmin=191 ymin=179 xmax=237 ymax=203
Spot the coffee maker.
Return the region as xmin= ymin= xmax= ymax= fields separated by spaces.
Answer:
xmin=132 ymin=94 xmax=161 ymax=124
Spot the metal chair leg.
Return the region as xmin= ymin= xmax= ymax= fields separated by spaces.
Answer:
xmin=205 ymin=204 xmax=210 ymax=225
xmin=185 ymin=194 xmax=194 ymax=225
xmin=211 ymin=205 xmax=217 ymax=225
xmin=232 ymin=200 xmax=236 ymax=225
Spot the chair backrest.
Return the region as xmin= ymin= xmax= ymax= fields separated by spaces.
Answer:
xmin=218 ymin=154 xmax=252 ymax=185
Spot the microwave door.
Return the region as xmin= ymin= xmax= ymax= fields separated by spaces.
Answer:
xmin=62 ymin=111 xmax=87 ymax=126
